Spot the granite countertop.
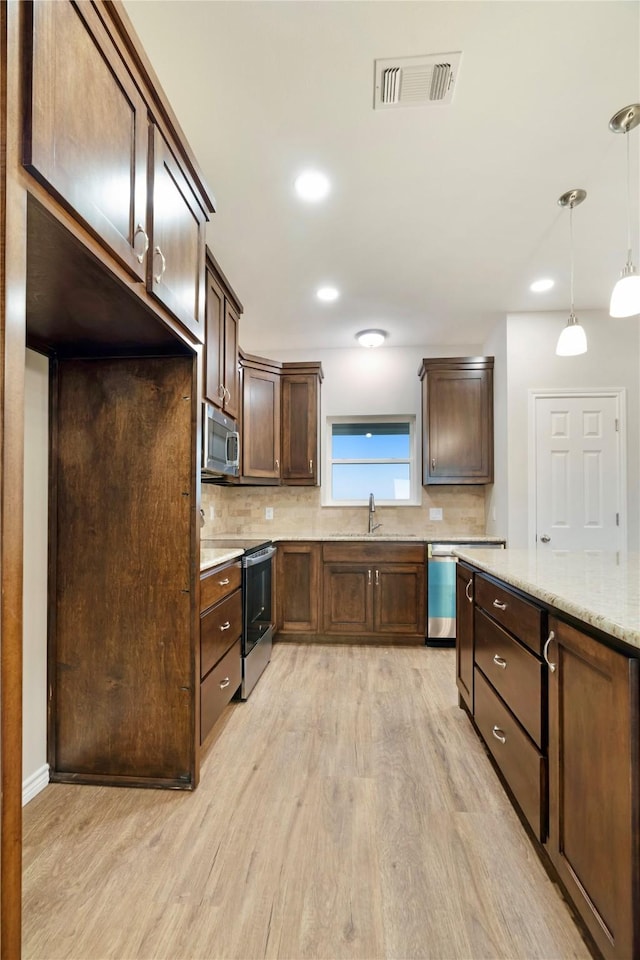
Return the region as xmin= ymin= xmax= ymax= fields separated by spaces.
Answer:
xmin=455 ymin=547 xmax=640 ymax=653
xmin=208 ymin=533 xmax=506 ymax=544
xmin=200 ymin=546 xmax=244 ymax=572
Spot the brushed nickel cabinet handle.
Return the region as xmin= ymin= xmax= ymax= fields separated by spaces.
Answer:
xmin=218 ymin=578 xmax=230 ymax=586
xmin=218 ymin=384 xmax=226 ymax=400
xmin=543 ymin=630 xmax=557 ymax=673
xmin=492 ymin=725 xmax=506 ymax=744
xmin=275 ymin=459 xmax=279 ymax=470
xmin=493 ymin=600 xmax=507 ymax=611
xmin=224 ymin=386 xmax=231 ymax=403
xmin=431 ymin=457 xmax=436 ymax=470
xmin=375 ymin=569 xmax=379 ymax=586
xmin=493 ymin=654 xmax=507 ymax=669
xmin=368 ymin=569 xmax=372 ymax=586
xmin=219 ymin=677 xmax=230 ymax=689
xmin=309 ymin=459 xmax=313 ymax=474
xmin=465 ymin=578 xmax=473 ymax=603
xmin=153 ymin=245 xmax=166 ymax=283
xmin=133 ymin=223 xmax=149 ymax=263
xmin=220 ymin=621 xmax=231 ymax=631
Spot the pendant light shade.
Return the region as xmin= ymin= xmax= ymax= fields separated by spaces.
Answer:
xmin=609 ymin=104 xmax=640 ymax=318
xmin=556 ymin=313 xmax=588 ymax=356
xmin=555 ymin=189 xmax=587 ymax=357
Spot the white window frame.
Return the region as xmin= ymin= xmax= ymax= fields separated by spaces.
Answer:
xmin=323 ymin=414 xmax=421 ymax=506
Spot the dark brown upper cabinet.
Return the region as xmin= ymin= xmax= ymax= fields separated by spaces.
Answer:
xmin=280 ymin=362 xmax=323 ymax=485
xmin=419 ymin=356 xmax=494 ymax=484
xmin=23 ymin=0 xmax=149 ymax=281
xmin=148 ymin=126 xmax=208 ymax=342
xmin=240 ymin=352 xmax=282 ymax=481
xmin=205 ymin=250 xmax=242 ymax=421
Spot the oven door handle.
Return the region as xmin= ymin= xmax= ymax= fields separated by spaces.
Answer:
xmin=242 ymin=545 xmax=277 ymax=568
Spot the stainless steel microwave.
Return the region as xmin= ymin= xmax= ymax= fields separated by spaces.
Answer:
xmin=202 ymin=402 xmax=240 ymax=479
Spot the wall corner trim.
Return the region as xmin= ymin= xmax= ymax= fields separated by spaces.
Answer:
xmin=22 ymin=764 xmax=50 ymax=807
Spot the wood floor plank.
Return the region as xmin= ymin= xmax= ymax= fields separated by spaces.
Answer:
xmin=23 ymin=643 xmax=591 ymax=959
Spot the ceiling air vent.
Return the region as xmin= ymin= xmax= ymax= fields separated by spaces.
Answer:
xmin=374 ymin=52 xmax=462 ymax=110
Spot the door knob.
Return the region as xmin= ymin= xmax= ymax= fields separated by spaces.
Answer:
xmin=540 ymin=534 xmax=551 ymax=543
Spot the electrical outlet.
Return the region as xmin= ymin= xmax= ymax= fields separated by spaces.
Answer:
xmin=429 ymin=507 xmax=443 ymax=521
xmin=265 ymin=507 xmax=274 ymax=520
xmin=208 ymin=504 xmax=215 ymax=520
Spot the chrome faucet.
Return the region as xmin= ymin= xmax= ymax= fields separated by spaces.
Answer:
xmin=368 ymin=492 xmax=382 ymax=534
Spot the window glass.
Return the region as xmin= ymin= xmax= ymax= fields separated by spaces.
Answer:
xmin=328 ymin=418 xmax=415 ymax=503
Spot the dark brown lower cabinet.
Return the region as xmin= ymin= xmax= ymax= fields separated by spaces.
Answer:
xmin=455 ymin=562 xmax=474 ymax=711
xmin=547 ymin=616 xmax=639 ymax=960
xmin=199 ymin=560 xmax=243 ymax=744
xmin=321 ymin=543 xmax=426 ymax=642
xmin=275 ymin=542 xmax=321 ymax=636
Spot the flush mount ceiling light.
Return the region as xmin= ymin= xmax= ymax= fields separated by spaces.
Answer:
xmin=316 ymin=286 xmax=339 ymax=302
xmin=356 ymin=329 xmax=386 ymax=348
xmin=294 ymin=169 xmax=331 ymax=203
xmin=556 ymin=189 xmax=588 ymax=357
xmin=609 ymin=103 xmax=640 ymax=318
xmin=530 ymin=278 xmax=554 ymax=293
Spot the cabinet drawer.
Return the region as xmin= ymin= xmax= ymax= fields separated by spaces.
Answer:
xmin=200 ymin=638 xmax=241 ymax=744
xmin=200 ymin=588 xmax=242 ymax=679
xmin=322 ymin=542 xmax=425 ymax=564
xmin=475 ymin=608 xmax=544 ymax=747
xmin=200 ymin=561 xmax=242 ymax=613
xmin=474 ymin=668 xmax=546 ymax=841
xmin=475 ymin=574 xmax=543 ymax=655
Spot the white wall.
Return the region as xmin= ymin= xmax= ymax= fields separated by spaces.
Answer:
xmin=496 ymin=310 xmax=640 ymax=550
xmin=23 ymin=348 xmax=49 ymax=801
xmin=483 ymin=318 xmax=508 ymax=539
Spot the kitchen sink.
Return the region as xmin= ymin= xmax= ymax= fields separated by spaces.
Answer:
xmin=329 ymin=532 xmax=418 ymax=538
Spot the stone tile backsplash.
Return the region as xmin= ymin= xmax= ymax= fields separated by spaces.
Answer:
xmin=201 ymin=484 xmax=487 ymax=539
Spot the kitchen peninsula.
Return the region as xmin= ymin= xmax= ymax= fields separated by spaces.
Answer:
xmin=454 ymin=547 xmax=640 ymax=960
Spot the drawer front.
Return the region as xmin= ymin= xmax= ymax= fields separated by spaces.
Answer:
xmin=200 ymin=588 xmax=242 ymax=679
xmin=475 ymin=574 xmax=543 ymax=655
xmin=474 ymin=668 xmax=546 ymax=841
xmin=322 ymin=542 xmax=425 ymax=564
xmin=200 ymin=638 xmax=241 ymax=744
xmin=200 ymin=561 xmax=242 ymax=613
xmin=475 ymin=608 xmax=544 ymax=747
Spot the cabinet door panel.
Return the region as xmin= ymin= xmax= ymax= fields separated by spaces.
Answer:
xmin=242 ymin=368 xmax=281 ymax=478
xmin=223 ymin=304 xmax=240 ymax=420
xmin=24 ymin=0 xmax=148 ymax=279
xmin=150 ymin=127 xmax=206 ymax=342
xmin=374 ymin=564 xmax=425 ymax=635
xmin=547 ymin=618 xmax=638 ymax=960
xmin=456 ymin=563 xmax=474 ymax=711
xmin=281 ymin=376 xmax=316 ymax=483
xmin=323 ymin=564 xmax=373 ymax=634
xmin=428 ymin=370 xmax=491 ymax=481
xmin=277 ymin=543 xmax=320 ymax=634
xmin=205 ymin=271 xmax=225 ymax=407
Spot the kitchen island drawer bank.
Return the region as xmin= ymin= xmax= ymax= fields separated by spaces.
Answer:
xmin=455 ymin=548 xmax=640 ymax=960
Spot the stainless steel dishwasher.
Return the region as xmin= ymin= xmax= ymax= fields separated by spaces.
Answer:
xmin=426 ymin=541 xmax=505 ymax=644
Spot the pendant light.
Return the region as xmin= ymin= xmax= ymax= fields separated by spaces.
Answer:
xmin=556 ymin=189 xmax=588 ymax=356
xmin=609 ymin=104 xmax=640 ymax=318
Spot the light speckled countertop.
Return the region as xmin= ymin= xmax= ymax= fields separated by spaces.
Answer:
xmin=199 ymin=534 xmax=505 ymax=572
xmin=200 ymin=546 xmax=244 ymax=572
xmin=456 ymin=548 xmax=640 ymax=653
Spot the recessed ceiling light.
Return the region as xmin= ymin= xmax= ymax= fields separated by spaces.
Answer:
xmin=294 ymin=169 xmax=331 ymax=202
xmin=530 ymin=278 xmax=554 ymax=293
xmin=356 ymin=329 xmax=386 ymax=348
xmin=316 ymin=286 xmax=339 ymax=302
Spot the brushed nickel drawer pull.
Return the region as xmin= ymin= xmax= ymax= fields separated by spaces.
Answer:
xmin=465 ymin=578 xmax=473 ymax=603
xmin=153 ymin=245 xmax=166 ymax=283
xmin=219 ymin=677 xmax=230 ymax=689
xmin=218 ymin=578 xmax=230 ymax=586
xmin=492 ymin=725 xmax=506 ymax=744
xmin=493 ymin=600 xmax=507 ymax=611
xmin=133 ymin=223 xmax=149 ymax=263
xmin=220 ymin=621 xmax=231 ymax=631
xmin=543 ymin=630 xmax=557 ymax=673
xmin=493 ymin=654 xmax=507 ymax=669
xmin=309 ymin=459 xmax=313 ymax=474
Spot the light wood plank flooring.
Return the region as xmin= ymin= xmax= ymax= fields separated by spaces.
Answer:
xmin=23 ymin=643 xmax=590 ymax=959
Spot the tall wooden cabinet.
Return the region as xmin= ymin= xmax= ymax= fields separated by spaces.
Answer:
xmin=205 ymin=249 xmax=242 ymax=420
xmin=419 ymin=356 xmax=494 ymax=484
xmin=547 ymin=617 xmax=639 ymax=960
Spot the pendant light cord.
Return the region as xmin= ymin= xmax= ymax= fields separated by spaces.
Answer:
xmin=625 ymin=130 xmax=632 ymax=265
xmin=569 ymin=203 xmax=575 ymax=314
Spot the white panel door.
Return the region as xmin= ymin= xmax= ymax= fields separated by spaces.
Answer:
xmin=534 ymin=395 xmax=621 ymax=552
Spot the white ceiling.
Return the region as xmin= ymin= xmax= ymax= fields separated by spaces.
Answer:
xmin=124 ymin=1 xmax=640 ymax=354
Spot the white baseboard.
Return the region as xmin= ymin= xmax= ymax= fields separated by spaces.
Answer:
xmin=22 ymin=763 xmax=50 ymax=806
